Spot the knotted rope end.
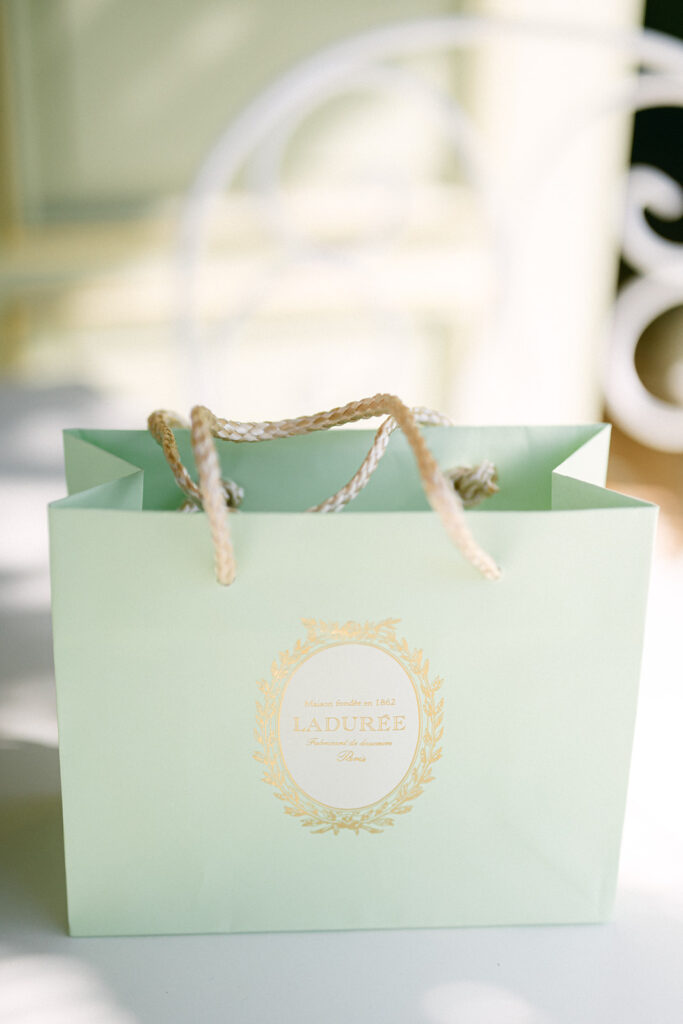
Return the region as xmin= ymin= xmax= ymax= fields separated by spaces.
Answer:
xmin=446 ymin=460 xmax=499 ymax=508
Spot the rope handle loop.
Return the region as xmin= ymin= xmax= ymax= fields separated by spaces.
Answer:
xmin=148 ymin=394 xmax=501 ymax=584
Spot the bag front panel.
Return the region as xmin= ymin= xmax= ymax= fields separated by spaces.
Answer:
xmin=50 ymin=500 xmax=655 ymax=936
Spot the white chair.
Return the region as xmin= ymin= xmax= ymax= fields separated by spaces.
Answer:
xmin=177 ymin=15 xmax=683 ymax=449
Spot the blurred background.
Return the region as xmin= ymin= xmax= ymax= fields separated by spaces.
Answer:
xmin=0 ymin=0 xmax=681 ymax=429
xmin=2 ymin=0 xmax=681 ymax=622
xmin=1 ymin=2 xmax=683 ymax=1020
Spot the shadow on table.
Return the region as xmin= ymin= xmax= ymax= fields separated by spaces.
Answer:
xmin=0 ymin=749 xmax=68 ymax=934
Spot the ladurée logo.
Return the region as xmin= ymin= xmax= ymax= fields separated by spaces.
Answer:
xmin=254 ymin=618 xmax=444 ymax=835
xmin=292 ymin=714 xmax=407 ymax=733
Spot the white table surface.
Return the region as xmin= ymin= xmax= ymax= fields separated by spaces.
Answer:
xmin=1 ymin=386 xmax=682 ymax=1024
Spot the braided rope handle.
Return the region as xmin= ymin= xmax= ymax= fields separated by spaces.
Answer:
xmin=149 ymin=394 xmax=501 ymax=584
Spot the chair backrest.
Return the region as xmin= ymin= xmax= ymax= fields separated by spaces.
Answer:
xmin=176 ymin=15 xmax=683 ymax=450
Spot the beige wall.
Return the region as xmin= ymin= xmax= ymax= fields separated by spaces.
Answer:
xmin=6 ymin=0 xmax=460 ymax=221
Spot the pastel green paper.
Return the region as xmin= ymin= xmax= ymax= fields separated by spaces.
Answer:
xmin=49 ymin=424 xmax=656 ymax=936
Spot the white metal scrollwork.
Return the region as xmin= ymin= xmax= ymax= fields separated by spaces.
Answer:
xmin=607 ymin=162 xmax=683 ymax=451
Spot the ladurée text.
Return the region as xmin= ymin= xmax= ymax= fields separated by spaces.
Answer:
xmin=292 ymin=715 xmax=406 ymax=733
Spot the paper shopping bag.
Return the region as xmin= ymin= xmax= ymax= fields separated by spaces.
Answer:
xmin=49 ymin=402 xmax=656 ymax=936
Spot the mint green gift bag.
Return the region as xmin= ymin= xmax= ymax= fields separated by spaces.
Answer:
xmin=48 ymin=395 xmax=656 ymax=937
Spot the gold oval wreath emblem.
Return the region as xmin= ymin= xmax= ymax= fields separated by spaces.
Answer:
xmin=253 ymin=618 xmax=444 ymax=835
